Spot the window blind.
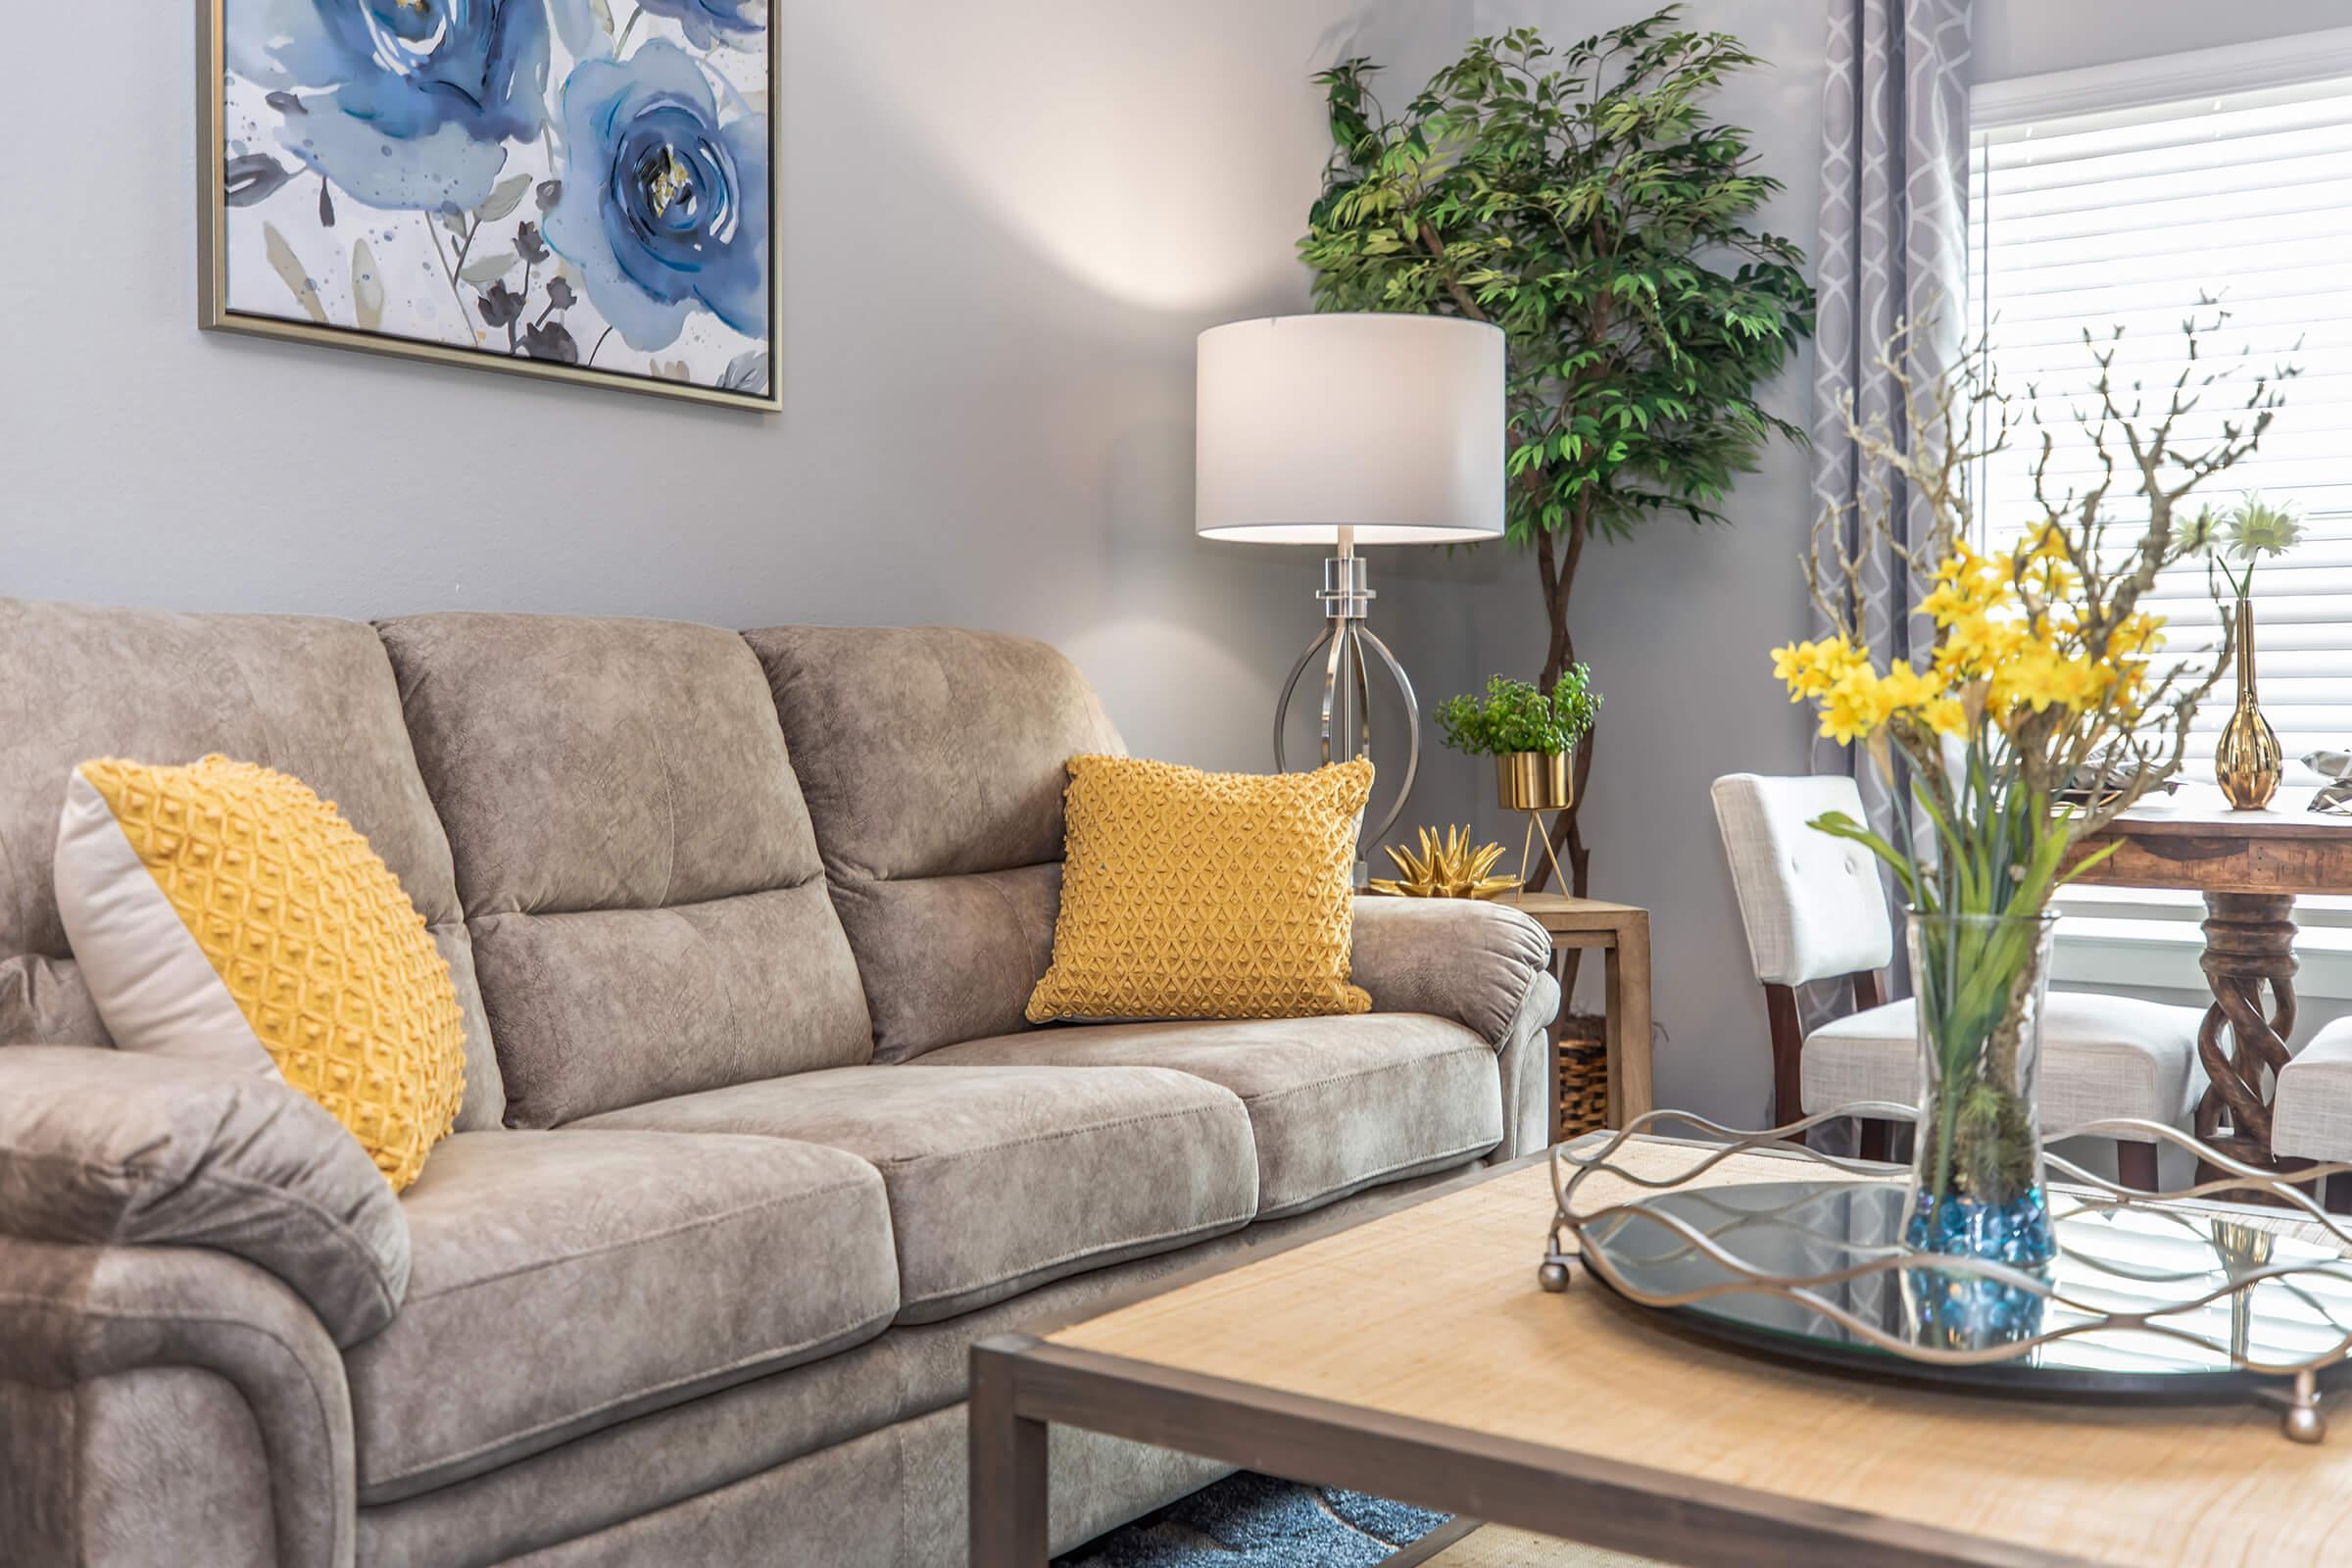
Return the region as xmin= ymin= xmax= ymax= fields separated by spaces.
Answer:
xmin=1970 ymin=58 xmax=2352 ymax=943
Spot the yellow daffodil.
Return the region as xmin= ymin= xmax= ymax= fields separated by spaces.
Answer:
xmin=1918 ymin=579 xmax=1972 ymax=627
xmin=1991 ymin=640 xmax=2104 ymax=714
xmin=1919 ymin=695 xmax=1969 ymax=737
xmin=1935 ymin=608 xmax=2025 ymax=683
xmin=2022 ymin=522 xmax=2072 ymax=564
xmin=1877 ymin=659 xmax=1941 ymax=710
xmin=1771 ymin=635 xmax=1869 ymax=700
xmin=2025 ymin=555 xmax=2079 ymax=600
xmin=1779 ymin=540 xmax=2177 ymax=749
xmin=1920 ymin=543 xmax=2010 ymax=627
xmin=2108 ymin=612 xmax=2165 ymax=659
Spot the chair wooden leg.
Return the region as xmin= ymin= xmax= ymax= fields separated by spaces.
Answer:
xmin=1859 ymin=1118 xmax=1895 ymax=1164
xmin=2116 ymin=1140 xmax=2160 ymax=1193
xmin=1763 ymin=984 xmax=1804 ymax=1129
xmin=2328 ymin=1175 xmax=2352 ymax=1217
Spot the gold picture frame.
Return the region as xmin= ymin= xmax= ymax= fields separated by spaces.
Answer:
xmin=197 ymin=0 xmax=782 ymax=413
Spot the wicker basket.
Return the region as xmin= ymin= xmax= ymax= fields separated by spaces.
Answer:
xmin=1555 ymin=1012 xmax=1610 ymax=1140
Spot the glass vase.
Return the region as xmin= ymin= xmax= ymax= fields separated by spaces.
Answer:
xmin=1904 ymin=910 xmax=2058 ymax=1270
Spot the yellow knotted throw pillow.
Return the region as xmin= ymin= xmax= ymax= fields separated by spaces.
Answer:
xmin=1026 ymin=756 xmax=1375 ymax=1023
xmin=54 ymin=757 xmax=465 ymax=1192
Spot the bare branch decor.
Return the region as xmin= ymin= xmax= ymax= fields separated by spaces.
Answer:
xmin=1775 ymin=310 xmax=2293 ymax=1267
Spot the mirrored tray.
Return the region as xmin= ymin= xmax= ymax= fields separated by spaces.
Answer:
xmin=1543 ymin=1107 xmax=2352 ymax=1442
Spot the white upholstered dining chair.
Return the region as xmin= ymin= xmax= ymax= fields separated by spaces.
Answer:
xmin=2275 ymin=1020 xmax=2352 ymax=1201
xmin=1710 ymin=773 xmax=2206 ymax=1187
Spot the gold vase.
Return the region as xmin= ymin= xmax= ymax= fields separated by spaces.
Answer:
xmin=2216 ymin=593 xmax=2281 ymax=810
xmin=1496 ymin=750 xmax=1574 ymax=811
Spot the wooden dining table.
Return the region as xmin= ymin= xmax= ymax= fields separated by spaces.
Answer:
xmin=2065 ymin=784 xmax=2352 ymax=1172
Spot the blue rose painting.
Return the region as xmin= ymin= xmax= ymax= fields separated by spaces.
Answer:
xmin=209 ymin=0 xmax=775 ymax=406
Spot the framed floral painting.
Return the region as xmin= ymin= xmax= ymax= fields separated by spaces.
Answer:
xmin=199 ymin=1 xmax=779 ymax=412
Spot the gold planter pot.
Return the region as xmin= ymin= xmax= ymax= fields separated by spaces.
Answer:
xmin=1496 ymin=750 xmax=1574 ymax=894
xmin=1496 ymin=750 xmax=1575 ymax=812
xmin=2216 ymin=593 xmax=2282 ymax=810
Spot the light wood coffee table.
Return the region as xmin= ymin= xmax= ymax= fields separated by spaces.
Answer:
xmin=972 ymin=1139 xmax=2352 ymax=1566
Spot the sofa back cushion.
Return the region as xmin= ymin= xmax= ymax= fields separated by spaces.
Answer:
xmin=0 ymin=599 xmax=505 ymax=1131
xmin=745 ymin=625 xmax=1122 ymax=1061
xmin=378 ymin=613 xmax=870 ymax=1125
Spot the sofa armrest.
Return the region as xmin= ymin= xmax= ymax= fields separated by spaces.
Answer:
xmin=1492 ymin=970 xmax=1563 ymax=1158
xmin=0 ymin=1235 xmax=356 ymax=1567
xmin=0 ymin=1047 xmax=410 ymax=1347
xmin=1349 ymin=898 xmax=1554 ymax=1048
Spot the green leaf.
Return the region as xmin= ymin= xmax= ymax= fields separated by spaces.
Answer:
xmin=1808 ymin=810 xmax=1920 ymax=903
xmin=1435 ymin=669 xmax=1600 ymax=756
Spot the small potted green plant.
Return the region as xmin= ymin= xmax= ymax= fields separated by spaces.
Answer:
xmin=1436 ymin=668 xmax=1601 ymax=812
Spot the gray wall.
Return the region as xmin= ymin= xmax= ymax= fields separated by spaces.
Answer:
xmin=1 ymin=0 xmax=1472 ymax=778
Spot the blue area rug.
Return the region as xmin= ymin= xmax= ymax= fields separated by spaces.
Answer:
xmin=1055 ymin=1472 xmax=1448 ymax=1567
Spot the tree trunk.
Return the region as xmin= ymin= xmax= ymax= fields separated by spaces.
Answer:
xmin=1530 ymin=518 xmax=1593 ymax=998
xmin=1530 ymin=517 xmax=1591 ymax=900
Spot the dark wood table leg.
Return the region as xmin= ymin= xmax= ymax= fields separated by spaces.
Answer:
xmin=2196 ymin=891 xmax=2299 ymax=1173
xmin=971 ymin=1336 xmax=1050 ymax=1567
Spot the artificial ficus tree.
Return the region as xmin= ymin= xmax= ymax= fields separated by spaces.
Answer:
xmin=1300 ymin=8 xmax=1815 ymax=897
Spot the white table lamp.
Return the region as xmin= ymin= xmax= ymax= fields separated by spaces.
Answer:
xmin=1196 ymin=313 xmax=1505 ymax=850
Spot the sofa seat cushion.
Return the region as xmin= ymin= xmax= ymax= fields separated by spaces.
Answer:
xmin=918 ymin=1014 xmax=1503 ymax=1218
xmin=347 ymin=1129 xmax=898 ymax=1504
xmin=572 ymin=1065 xmax=1257 ymax=1324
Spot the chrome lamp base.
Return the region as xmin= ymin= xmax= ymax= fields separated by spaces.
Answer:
xmin=1272 ymin=539 xmax=1418 ymax=873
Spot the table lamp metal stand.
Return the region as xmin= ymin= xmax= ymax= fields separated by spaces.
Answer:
xmin=1271 ymin=527 xmax=1419 ymax=852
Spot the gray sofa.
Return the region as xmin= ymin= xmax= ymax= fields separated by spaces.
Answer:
xmin=0 ymin=600 xmax=1560 ymax=1567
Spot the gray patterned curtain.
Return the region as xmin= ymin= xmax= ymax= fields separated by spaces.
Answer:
xmin=1809 ymin=0 xmax=1974 ymax=836
xmin=1803 ymin=0 xmax=1973 ymax=1066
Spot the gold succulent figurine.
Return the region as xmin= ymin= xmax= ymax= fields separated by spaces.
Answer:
xmin=1369 ymin=826 xmax=1522 ymax=900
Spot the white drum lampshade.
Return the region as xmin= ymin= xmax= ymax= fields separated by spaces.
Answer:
xmin=1196 ymin=314 xmax=1506 ymax=544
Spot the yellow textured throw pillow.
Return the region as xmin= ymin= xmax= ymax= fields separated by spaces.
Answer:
xmin=1026 ymin=755 xmax=1375 ymax=1023
xmin=54 ymin=757 xmax=465 ymax=1192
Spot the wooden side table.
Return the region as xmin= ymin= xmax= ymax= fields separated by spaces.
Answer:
xmin=1502 ymin=893 xmax=1652 ymax=1140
